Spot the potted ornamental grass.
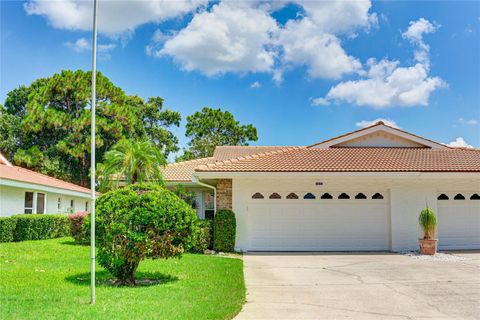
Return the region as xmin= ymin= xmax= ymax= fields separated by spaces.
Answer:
xmin=418 ymin=207 xmax=438 ymax=255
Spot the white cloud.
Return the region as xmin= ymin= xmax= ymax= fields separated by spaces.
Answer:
xmin=458 ymin=118 xmax=479 ymax=125
xmin=402 ymin=18 xmax=438 ymax=44
xmin=402 ymin=18 xmax=439 ymax=67
xmin=25 ymin=0 xmax=207 ymax=36
xmin=298 ymin=0 xmax=377 ymax=34
xmin=156 ymin=1 xmax=374 ymax=79
xmin=276 ymin=18 xmax=362 ymax=80
xmin=64 ymin=37 xmax=116 ymax=59
xmin=355 ymin=118 xmax=400 ymax=129
xmin=250 ymin=81 xmax=262 ymax=89
xmin=447 ymin=137 xmax=474 ymax=148
xmin=316 ymin=18 xmax=445 ymax=109
xmin=310 ymin=97 xmax=330 ymax=106
xmin=65 ymin=37 xmax=90 ymax=52
xmin=158 ymin=2 xmax=278 ymax=76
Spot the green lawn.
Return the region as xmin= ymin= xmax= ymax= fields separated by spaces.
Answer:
xmin=0 ymin=238 xmax=245 ymax=320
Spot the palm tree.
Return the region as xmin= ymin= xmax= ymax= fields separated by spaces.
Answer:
xmin=98 ymin=139 xmax=166 ymax=192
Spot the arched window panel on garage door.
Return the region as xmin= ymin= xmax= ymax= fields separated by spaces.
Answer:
xmin=338 ymin=193 xmax=350 ymax=199
xmin=286 ymin=193 xmax=299 ymax=199
xmin=437 ymin=194 xmax=449 ymax=200
xmin=252 ymin=192 xmax=264 ymax=199
xmin=355 ymin=193 xmax=367 ymax=199
xmin=454 ymin=193 xmax=465 ymax=200
xmin=470 ymin=194 xmax=480 ymax=200
xmin=372 ymin=193 xmax=384 ymax=200
xmin=303 ymin=193 xmax=316 ymax=199
xmin=320 ymin=193 xmax=333 ymax=199
xmin=269 ymin=192 xmax=282 ymax=199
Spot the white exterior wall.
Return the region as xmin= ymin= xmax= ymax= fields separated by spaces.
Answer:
xmin=390 ymin=187 xmax=437 ymax=251
xmin=231 ymin=175 xmax=480 ymax=252
xmin=0 ymin=185 xmax=89 ymax=217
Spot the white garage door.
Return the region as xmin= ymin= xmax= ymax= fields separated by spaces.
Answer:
xmin=437 ymin=192 xmax=480 ymax=250
xmin=246 ymin=191 xmax=390 ymax=251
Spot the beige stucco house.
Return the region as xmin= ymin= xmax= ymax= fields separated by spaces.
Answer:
xmin=163 ymin=121 xmax=480 ymax=252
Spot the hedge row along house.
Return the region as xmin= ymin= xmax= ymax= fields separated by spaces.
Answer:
xmin=163 ymin=121 xmax=480 ymax=252
xmin=0 ymin=153 xmax=90 ymax=216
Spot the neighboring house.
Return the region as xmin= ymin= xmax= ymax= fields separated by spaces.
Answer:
xmin=163 ymin=121 xmax=480 ymax=252
xmin=0 ymin=153 xmax=91 ymax=216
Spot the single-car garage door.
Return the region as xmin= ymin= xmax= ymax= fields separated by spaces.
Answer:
xmin=246 ymin=191 xmax=390 ymax=251
xmin=437 ymin=192 xmax=480 ymax=250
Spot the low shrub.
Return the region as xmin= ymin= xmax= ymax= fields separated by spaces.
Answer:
xmin=419 ymin=207 xmax=437 ymax=239
xmin=95 ymin=183 xmax=200 ymax=285
xmin=213 ymin=209 xmax=236 ymax=252
xmin=68 ymin=211 xmax=90 ymax=243
xmin=190 ymin=219 xmax=213 ymax=253
xmin=0 ymin=217 xmax=17 ymax=242
xmin=13 ymin=214 xmax=69 ymax=241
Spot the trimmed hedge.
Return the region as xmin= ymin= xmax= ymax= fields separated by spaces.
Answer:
xmin=12 ymin=214 xmax=70 ymax=241
xmin=190 ymin=219 xmax=213 ymax=253
xmin=0 ymin=217 xmax=17 ymax=242
xmin=67 ymin=211 xmax=90 ymax=244
xmin=213 ymin=209 xmax=236 ymax=252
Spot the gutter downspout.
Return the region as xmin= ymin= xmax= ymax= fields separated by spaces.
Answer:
xmin=192 ymin=175 xmax=217 ymax=214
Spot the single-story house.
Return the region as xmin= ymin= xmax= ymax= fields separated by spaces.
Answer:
xmin=163 ymin=121 xmax=480 ymax=252
xmin=0 ymin=153 xmax=91 ymax=216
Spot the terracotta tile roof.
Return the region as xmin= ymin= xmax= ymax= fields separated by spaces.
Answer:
xmin=163 ymin=146 xmax=298 ymax=181
xmin=196 ymin=147 xmax=480 ymax=172
xmin=0 ymin=164 xmax=91 ymax=194
xmin=162 ymin=157 xmax=217 ymax=182
xmin=213 ymin=146 xmax=298 ymax=161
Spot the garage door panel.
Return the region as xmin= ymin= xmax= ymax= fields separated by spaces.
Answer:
xmin=438 ymin=201 xmax=480 ymax=250
xmin=247 ymin=199 xmax=389 ymax=251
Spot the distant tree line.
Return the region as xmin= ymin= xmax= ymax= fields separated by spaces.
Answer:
xmin=0 ymin=69 xmax=258 ymax=187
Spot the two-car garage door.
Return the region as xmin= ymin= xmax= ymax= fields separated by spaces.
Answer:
xmin=244 ymin=189 xmax=480 ymax=251
xmin=246 ymin=191 xmax=390 ymax=251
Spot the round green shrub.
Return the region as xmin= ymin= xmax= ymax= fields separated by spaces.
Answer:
xmin=213 ymin=209 xmax=236 ymax=252
xmin=95 ymin=183 xmax=199 ymax=285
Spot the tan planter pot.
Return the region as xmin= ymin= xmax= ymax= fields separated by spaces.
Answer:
xmin=419 ymin=238 xmax=438 ymax=255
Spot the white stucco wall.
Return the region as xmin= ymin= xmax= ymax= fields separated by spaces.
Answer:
xmin=0 ymin=185 xmax=89 ymax=217
xmin=231 ymin=174 xmax=480 ymax=252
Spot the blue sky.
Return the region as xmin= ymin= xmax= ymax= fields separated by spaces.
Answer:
xmin=1 ymin=1 xmax=479 ymax=155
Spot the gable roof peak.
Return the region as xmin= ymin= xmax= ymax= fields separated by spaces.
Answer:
xmin=309 ymin=122 xmax=448 ymax=150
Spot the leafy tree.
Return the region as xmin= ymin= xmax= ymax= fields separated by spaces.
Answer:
xmin=95 ymin=183 xmax=199 ymax=285
xmin=0 ymin=112 xmax=22 ymax=160
xmin=1 ymin=70 xmax=180 ymax=186
xmin=177 ymin=107 xmax=258 ymax=161
xmin=97 ymin=139 xmax=166 ymax=192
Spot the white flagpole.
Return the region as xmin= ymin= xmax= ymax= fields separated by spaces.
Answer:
xmin=90 ymin=0 xmax=98 ymax=305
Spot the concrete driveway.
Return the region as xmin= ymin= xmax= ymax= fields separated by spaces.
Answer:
xmin=236 ymin=252 xmax=480 ymax=320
